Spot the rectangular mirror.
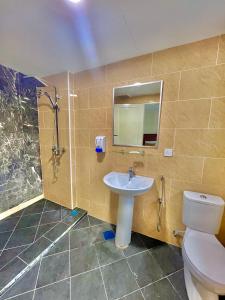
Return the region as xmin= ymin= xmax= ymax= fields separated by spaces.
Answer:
xmin=113 ymin=80 xmax=163 ymax=147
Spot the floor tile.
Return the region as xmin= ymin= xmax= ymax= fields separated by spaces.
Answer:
xmin=4 ymin=291 xmax=34 ymax=300
xmin=19 ymin=237 xmax=51 ymax=264
xmin=70 ymin=245 xmax=98 ymax=276
xmin=90 ymin=224 xmax=114 ymax=244
xmin=102 ymin=259 xmax=138 ymax=300
xmin=168 ymin=269 xmax=188 ymax=300
xmin=123 ymin=233 xmax=147 ymax=257
xmin=88 ymin=215 xmax=105 ymax=226
xmin=72 ymin=215 xmax=89 ymax=230
xmin=151 ymin=244 xmax=183 ymax=276
xmin=71 ymin=269 xmax=106 ymax=300
xmin=40 ymin=211 xmax=61 ymax=225
xmin=44 ymin=222 xmax=69 ymax=241
xmin=44 ymin=201 xmax=61 ymax=212
xmin=62 ymin=209 xmax=86 ymax=226
xmin=0 ymin=258 xmax=27 ymax=291
xmin=0 ymin=246 xmax=27 ymax=270
xmin=0 ymin=262 xmax=40 ymax=300
xmin=142 ymin=278 xmax=180 ymax=300
xmin=120 ymin=290 xmax=144 ymax=300
xmin=61 ymin=208 xmax=71 ymax=219
xmin=36 ymin=251 xmax=69 ymax=288
xmin=45 ymin=234 xmax=69 ymax=256
xmin=95 ymin=240 xmax=124 ymax=266
xmin=70 ymin=227 xmax=93 ymax=249
xmin=141 ymin=235 xmax=165 ymax=249
xmin=5 ymin=227 xmax=37 ymax=249
xmin=23 ymin=200 xmax=45 ymax=216
xmin=34 ymin=278 xmax=70 ymax=300
xmin=34 ymin=223 xmax=56 ymax=241
xmin=0 ymin=232 xmax=12 ymax=250
xmin=128 ymin=251 xmax=163 ymax=288
xmin=16 ymin=214 xmax=41 ymax=230
xmin=0 ymin=217 xmax=19 ymax=233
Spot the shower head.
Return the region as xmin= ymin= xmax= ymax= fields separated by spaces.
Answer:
xmin=36 ymin=90 xmax=56 ymax=109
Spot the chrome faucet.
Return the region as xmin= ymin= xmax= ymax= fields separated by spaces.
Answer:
xmin=128 ymin=167 xmax=135 ymax=181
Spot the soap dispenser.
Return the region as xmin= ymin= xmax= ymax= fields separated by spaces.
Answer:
xmin=95 ymin=136 xmax=106 ymax=153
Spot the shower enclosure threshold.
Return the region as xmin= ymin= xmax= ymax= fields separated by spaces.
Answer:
xmin=0 ymin=204 xmax=87 ymax=297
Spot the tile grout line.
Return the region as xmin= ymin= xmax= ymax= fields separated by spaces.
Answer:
xmin=33 ymin=200 xmax=47 ymax=242
xmin=167 ymin=275 xmax=184 ymax=300
xmin=125 ymin=258 xmax=146 ymax=300
xmin=94 ymin=245 xmax=109 ymax=300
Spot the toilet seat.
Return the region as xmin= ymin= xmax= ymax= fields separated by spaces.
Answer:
xmin=182 ymin=228 xmax=225 ymax=295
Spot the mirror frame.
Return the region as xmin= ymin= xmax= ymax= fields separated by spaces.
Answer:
xmin=112 ymin=80 xmax=164 ymax=148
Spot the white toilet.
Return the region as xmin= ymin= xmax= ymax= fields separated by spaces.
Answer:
xmin=182 ymin=191 xmax=225 ymax=300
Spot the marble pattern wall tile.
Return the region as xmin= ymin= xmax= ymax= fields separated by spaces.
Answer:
xmin=0 ymin=64 xmax=43 ymax=213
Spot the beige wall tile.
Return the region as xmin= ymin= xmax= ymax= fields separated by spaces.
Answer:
xmin=175 ymin=129 xmax=225 ymax=157
xmin=160 ymin=101 xmax=176 ymax=128
xmin=152 ymin=37 xmax=219 ymax=75
xmin=89 ymin=85 xmax=112 ymax=108
xmin=43 ymin=72 xmax=69 ymax=90
xmin=75 ymin=129 xmax=90 ymax=147
xmin=176 ymin=99 xmax=211 ymax=128
xmin=217 ymin=35 xmax=225 ymax=64
xmin=74 ymin=89 xmax=89 ymax=110
xmin=151 ymin=73 xmax=180 ymax=101
xmin=88 ymin=108 xmax=107 ymax=129
xmin=74 ymin=110 xmax=89 ymax=129
xmin=106 ymin=54 xmax=152 ymax=83
xmin=180 ymin=64 xmax=225 ymax=100
xmin=74 ymin=67 xmax=106 ymax=89
xmin=209 ymin=98 xmax=225 ymax=128
xmin=203 ymin=158 xmax=225 ymax=186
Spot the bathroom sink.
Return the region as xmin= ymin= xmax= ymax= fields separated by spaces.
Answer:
xmin=103 ymin=172 xmax=154 ymax=196
xmin=103 ymin=171 xmax=154 ymax=249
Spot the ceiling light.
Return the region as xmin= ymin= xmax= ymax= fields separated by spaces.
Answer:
xmin=68 ymin=0 xmax=81 ymax=3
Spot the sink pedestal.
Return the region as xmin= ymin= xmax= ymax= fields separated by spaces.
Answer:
xmin=115 ymin=195 xmax=134 ymax=249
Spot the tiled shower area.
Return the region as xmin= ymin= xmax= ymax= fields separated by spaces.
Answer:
xmin=0 ymin=202 xmax=188 ymax=300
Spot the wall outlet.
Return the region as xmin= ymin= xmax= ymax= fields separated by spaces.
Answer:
xmin=164 ymin=148 xmax=173 ymax=157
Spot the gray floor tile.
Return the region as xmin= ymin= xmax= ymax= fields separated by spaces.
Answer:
xmin=102 ymin=259 xmax=138 ymax=300
xmin=120 ymin=290 xmax=144 ymax=300
xmin=88 ymin=215 xmax=105 ymax=226
xmin=123 ymin=233 xmax=147 ymax=257
xmin=70 ymin=245 xmax=98 ymax=276
xmin=61 ymin=208 xmax=71 ymax=219
xmin=0 ymin=246 xmax=27 ymax=270
xmin=44 ymin=222 xmax=69 ymax=241
xmin=40 ymin=211 xmax=61 ymax=225
xmin=0 ymin=258 xmax=26 ymax=291
xmin=5 ymin=227 xmax=37 ymax=249
xmin=35 ymin=223 xmax=56 ymax=241
xmin=16 ymin=214 xmax=41 ymax=230
xmin=90 ymin=224 xmax=114 ymax=244
xmin=45 ymin=234 xmax=69 ymax=256
xmin=23 ymin=200 xmax=45 ymax=216
xmin=19 ymin=237 xmax=51 ymax=264
xmin=95 ymin=240 xmax=124 ymax=266
xmin=128 ymin=251 xmax=163 ymax=288
xmin=36 ymin=251 xmax=69 ymax=288
xmin=70 ymin=227 xmax=93 ymax=249
xmin=62 ymin=209 xmax=86 ymax=226
xmin=151 ymin=244 xmax=183 ymax=276
xmin=71 ymin=269 xmax=106 ymax=300
xmin=0 ymin=217 xmax=19 ymax=233
xmin=4 ymin=291 xmax=34 ymax=300
xmin=169 ymin=269 xmax=188 ymax=300
xmin=0 ymin=262 xmax=40 ymax=300
xmin=142 ymin=278 xmax=180 ymax=300
xmin=0 ymin=232 xmax=12 ymax=250
xmin=141 ymin=235 xmax=165 ymax=249
xmin=72 ymin=215 xmax=89 ymax=230
xmin=34 ymin=278 xmax=70 ymax=300
xmin=44 ymin=201 xmax=61 ymax=212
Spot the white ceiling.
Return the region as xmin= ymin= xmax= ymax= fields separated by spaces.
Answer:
xmin=0 ymin=0 xmax=225 ymax=77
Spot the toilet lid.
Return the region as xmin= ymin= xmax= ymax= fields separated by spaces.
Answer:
xmin=183 ymin=228 xmax=225 ymax=286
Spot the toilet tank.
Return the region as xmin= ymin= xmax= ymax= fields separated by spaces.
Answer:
xmin=183 ymin=191 xmax=224 ymax=234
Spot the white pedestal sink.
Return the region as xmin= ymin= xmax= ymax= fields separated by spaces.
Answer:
xmin=103 ymin=172 xmax=154 ymax=249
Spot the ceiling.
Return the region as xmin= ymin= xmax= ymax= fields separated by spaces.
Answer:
xmin=0 ymin=0 xmax=225 ymax=77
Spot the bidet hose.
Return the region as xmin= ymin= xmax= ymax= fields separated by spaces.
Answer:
xmin=157 ymin=176 xmax=165 ymax=232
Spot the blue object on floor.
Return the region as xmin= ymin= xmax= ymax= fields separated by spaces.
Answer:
xmin=71 ymin=210 xmax=79 ymax=217
xmin=103 ymin=230 xmax=115 ymax=240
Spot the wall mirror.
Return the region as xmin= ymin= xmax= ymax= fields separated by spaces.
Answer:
xmin=113 ymin=80 xmax=163 ymax=147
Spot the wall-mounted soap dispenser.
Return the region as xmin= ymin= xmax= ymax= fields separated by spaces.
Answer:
xmin=95 ymin=136 xmax=106 ymax=153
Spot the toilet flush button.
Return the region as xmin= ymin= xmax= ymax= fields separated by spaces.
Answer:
xmin=164 ymin=148 xmax=173 ymax=157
